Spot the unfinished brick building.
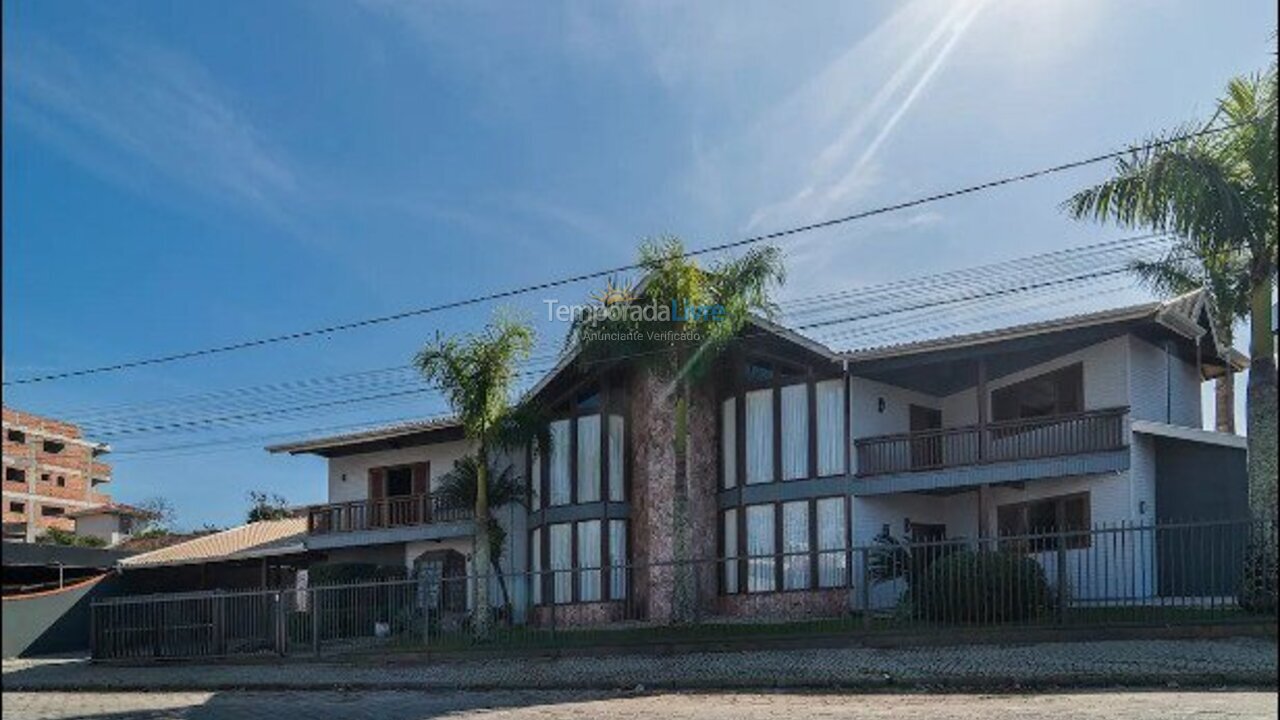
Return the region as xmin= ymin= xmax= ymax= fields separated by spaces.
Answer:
xmin=2 ymin=407 xmax=112 ymax=542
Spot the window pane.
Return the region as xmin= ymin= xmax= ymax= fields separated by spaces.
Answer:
xmin=745 ymin=389 xmax=774 ymax=485
xmin=782 ymin=501 xmax=810 ymax=590
xmin=531 ymin=528 xmax=542 ymax=604
xmin=549 ymin=523 xmax=572 ymax=603
xmin=816 ymin=380 xmax=846 ymax=476
xmin=723 ymin=509 xmax=738 ymax=594
xmin=577 ymin=520 xmax=602 ymax=602
xmin=549 ymin=420 xmax=571 ymax=506
xmin=816 ymin=497 xmax=847 ymax=587
xmin=608 ymin=415 xmax=625 ymax=502
xmin=781 ymin=384 xmax=809 ymax=481
xmin=577 ymin=415 xmax=601 ymax=503
xmin=746 ymin=504 xmax=776 ymax=592
xmin=721 ymin=398 xmax=737 ymax=489
xmin=609 ymin=519 xmax=627 ymax=599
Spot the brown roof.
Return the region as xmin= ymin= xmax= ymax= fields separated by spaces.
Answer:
xmin=119 ymin=518 xmax=307 ymax=569
xmin=265 ymin=415 xmax=461 ymax=456
xmin=113 ymin=532 xmax=211 ymax=554
xmin=67 ymin=502 xmax=152 ymax=519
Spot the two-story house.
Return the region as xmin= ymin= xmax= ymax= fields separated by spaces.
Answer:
xmin=267 ymin=289 xmax=1248 ymax=624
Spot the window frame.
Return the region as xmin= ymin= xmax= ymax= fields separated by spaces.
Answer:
xmin=991 ymin=363 xmax=1085 ymax=423
xmin=996 ymin=492 xmax=1092 ymax=551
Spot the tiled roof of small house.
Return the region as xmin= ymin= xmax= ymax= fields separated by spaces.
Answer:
xmin=118 ymin=518 xmax=307 ymax=569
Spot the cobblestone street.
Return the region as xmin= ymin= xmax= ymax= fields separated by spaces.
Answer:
xmin=3 ymin=690 xmax=1278 ymax=720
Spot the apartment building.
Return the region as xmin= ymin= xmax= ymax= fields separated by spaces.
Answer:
xmin=2 ymin=407 xmax=113 ymax=542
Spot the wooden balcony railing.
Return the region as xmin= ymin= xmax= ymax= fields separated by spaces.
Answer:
xmin=854 ymin=406 xmax=1129 ymax=478
xmin=305 ymin=494 xmax=473 ymax=535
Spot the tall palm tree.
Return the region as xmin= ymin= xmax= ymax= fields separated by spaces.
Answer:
xmin=1065 ymin=65 xmax=1277 ymax=521
xmin=414 ymin=312 xmax=538 ymax=637
xmin=1128 ymin=247 xmax=1250 ymax=432
xmin=569 ymin=237 xmax=785 ymax=620
xmin=433 ymin=456 xmax=528 ymax=613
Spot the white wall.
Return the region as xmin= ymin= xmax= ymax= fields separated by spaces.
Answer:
xmin=849 ymin=377 xmax=941 ymax=441
xmin=325 ymin=439 xmax=476 ymax=504
xmin=1128 ymin=335 xmax=1202 ymax=427
xmin=74 ymin=514 xmax=126 ymax=546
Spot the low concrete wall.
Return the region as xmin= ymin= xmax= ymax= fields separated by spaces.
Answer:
xmin=2 ymin=573 xmax=121 ymax=658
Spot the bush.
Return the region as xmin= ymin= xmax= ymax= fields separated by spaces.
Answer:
xmin=1238 ymin=543 xmax=1277 ymax=616
xmin=909 ymin=549 xmax=1052 ymax=623
xmin=37 ymin=528 xmax=107 ymax=548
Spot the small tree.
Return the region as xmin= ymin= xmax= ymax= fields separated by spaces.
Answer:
xmin=246 ymin=491 xmax=291 ymax=523
xmin=433 ymin=455 xmax=528 ymax=612
xmin=135 ymin=497 xmax=176 ymax=536
xmin=414 ymin=310 xmax=542 ymax=639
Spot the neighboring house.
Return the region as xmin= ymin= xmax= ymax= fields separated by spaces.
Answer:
xmin=264 ymin=290 xmax=1248 ymax=623
xmin=68 ymin=502 xmax=151 ymax=547
xmin=116 ymin=518 xmax=309 ymax=594
xmin=2 ymin=408 xmax=113 ymax=543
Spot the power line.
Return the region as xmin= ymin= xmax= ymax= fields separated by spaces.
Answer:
xmin=4 ymin=122 xmax=1242 ymax=387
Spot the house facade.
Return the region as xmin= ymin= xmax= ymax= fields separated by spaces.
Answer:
xmin=2 ymin=408 xmax=113 ymax=543
xmin=267 ymin=290 xmax=1249 ymax=623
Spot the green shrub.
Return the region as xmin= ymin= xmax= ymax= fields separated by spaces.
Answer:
xmin=910 ymin=549 xmax=1052 ymax=623
xmin=1238 ymin=543 xmax=1277 ymax=616
xmin=37 ymin=528 xmax=107 ymax=548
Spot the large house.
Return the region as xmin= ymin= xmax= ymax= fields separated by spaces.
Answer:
xmin=265 ymin=290 xmax=1249 ymax=623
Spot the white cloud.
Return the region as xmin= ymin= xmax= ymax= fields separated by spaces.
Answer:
xmin=5 ymin=36 xmax=302 ymax=228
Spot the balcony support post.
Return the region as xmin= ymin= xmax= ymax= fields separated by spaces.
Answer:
xmin=976 ymin=359 xmax=989 ymax=462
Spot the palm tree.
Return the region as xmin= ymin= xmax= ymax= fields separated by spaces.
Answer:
xmin=1064 ymin=65 xmax=1277 ymax=522
xmin=414 ymin=312 xmax=539 ymax=637
xmin=1128 ymin=247 xmax=1250 ymax=432
xmin=432 ymin=455 xmax=528 ymax=613
xmin=569 ymin=237 xmax=785 ymax=620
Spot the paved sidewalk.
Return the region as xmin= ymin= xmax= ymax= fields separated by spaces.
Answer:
xmin=3 ymin=638 xmax=1275 ymax=692
xmin=4 ymin=690 xmax=1278 ymax=720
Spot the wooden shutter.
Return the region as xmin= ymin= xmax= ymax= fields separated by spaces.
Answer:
xmin=368 ymin=468 xmax=385 ymax=500
xmin=411 ymin=462 xmax=429 ymax=496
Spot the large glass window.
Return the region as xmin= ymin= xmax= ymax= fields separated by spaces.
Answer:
xmin=781 ymin=384 xmax=809 ymax=481
xmin=549 ymin=523 xmax=573 ymax=603
xmin=816 ymin=497 xmax=848 ymax=587
xmin=608 ymin=415 xmax=625 ymax=502
xmin=816 ymin=379 xmax=846 ymax=476
xmin=722 ymin=509 xmax=738 ymax=594
xmin=577 ymin=416 xmax=601 ymax=503
xmin=745 ymin=390 xmax=774 ymax=485
xmin=721 ymin=398 xmax=737 ymax=489
xmin=746 ymin=504 xmax=776 ymax=592
xmin=997 ymin=492 xmax=1091 ymax=550
xmin=577 ymin=520 xmax=602 ymax=601
xmin=609 ymin=519 xmax=627 ymax=599
xmin=548 ymin=420 xmax=571 ymax=506
xmin=992 ymin=364 xmax=1084 ymax=421
xmin=782 ymin=501 xmax=810 ymax=589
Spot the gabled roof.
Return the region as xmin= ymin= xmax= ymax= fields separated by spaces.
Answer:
xmin=66 ymin=502 xmax=152 ymax=519
xmin=118 ymin=518 xmax=307 ymax=569
xmin=265 ymin=415 xmax=463 ymax=457
xmin=842 ymin=289 xmax=1245 ymax=374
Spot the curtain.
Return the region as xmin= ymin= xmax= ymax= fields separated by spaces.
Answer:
xmin=609 ymin=519 xmax=627 ymax=599
xmin=608 ymin=415 xmax=625 ymax=502
xmin=530 ymin=527 xmax=542 ymax=604
xmin=781 ymin=384 xmax=809 ymax=481
xmin=746 ymin=504 xmax=776 ymax=592
xmin=548 ymin=420 xmax=571 ymax=506
xmin=549 ymin=523 xmax=572 ymax=603
xmin=722 ymin=509 xmax=738 ymax=594
xmin=577 ymin=520 xmax=602 ymax=602
xmin=530 ymin=448 xmax=541 ymax=511
xmin=816 ymin=379 xmax=846 ymax=476
xmin=816 ymin=497 xmax=847 ymax=587
xmin=577 ymin=415 xmax=601 ymax=503
xmin=745 ymin=389 xmax=774 ymax=485
xmin=782 ymin=501 xmax=810 ymax=590
xmin=721 ymin=398 xmax=737 ymax=489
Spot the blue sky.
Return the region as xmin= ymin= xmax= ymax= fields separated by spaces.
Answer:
xmin=4 ymin=0 xmax=1275 ymax=529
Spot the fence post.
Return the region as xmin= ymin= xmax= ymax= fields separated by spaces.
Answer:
xmin=1055 ymin=531 xmax=1069 ymax=624
xmin=88 ymin=601 xmax=97 ymax=660
xmin=274 ymin=593 xmax=286 ymax=656
xmin=311 ymin=589 xmax=321 ymax=656
xmin=860 ymin=546 xmax=871 ymax=629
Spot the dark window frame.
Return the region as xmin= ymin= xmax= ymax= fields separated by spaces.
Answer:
xmin=997 ymin=492 xmax=1091 ymax=551
xmin=991 ymin=363 xmax=1085 ymax=423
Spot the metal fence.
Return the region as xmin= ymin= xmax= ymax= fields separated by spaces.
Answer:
xmin=90 ymin=517 xmax=1276 ymax=660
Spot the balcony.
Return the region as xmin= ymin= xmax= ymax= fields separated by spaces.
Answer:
xmin=305 ymin=494 xmax=473 ymax=536
xmin=854 ymin=406 xmax=1129 ymax=480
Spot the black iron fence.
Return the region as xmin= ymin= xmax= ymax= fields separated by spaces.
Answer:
xmin=91 ymin=517 xmax=1276 ymax=661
